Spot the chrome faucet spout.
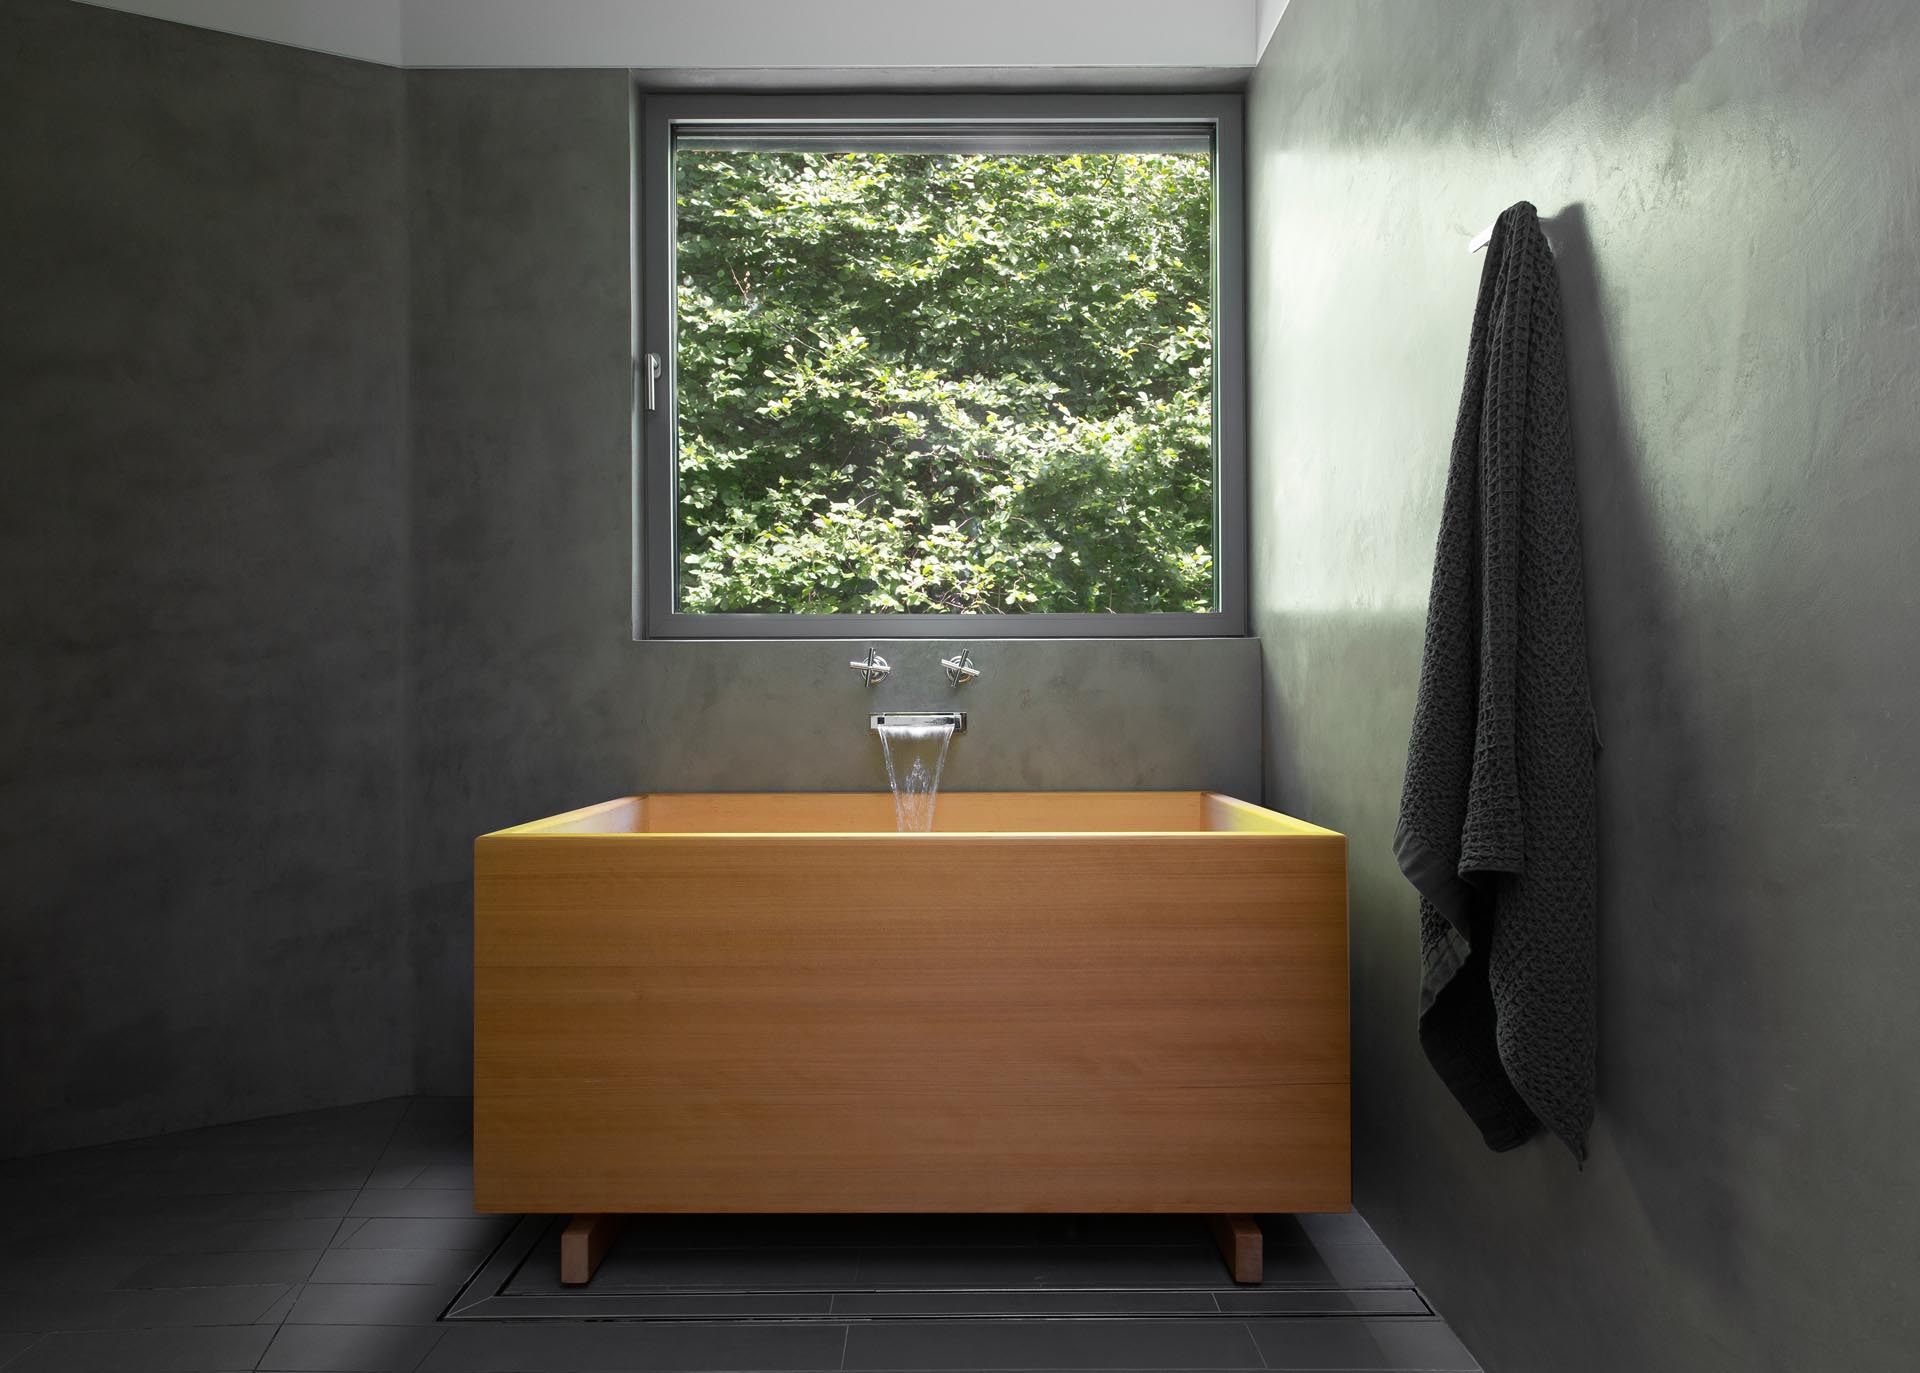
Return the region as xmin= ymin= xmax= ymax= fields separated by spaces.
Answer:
xmin=871 ymin=713 xmax=966 ymax=735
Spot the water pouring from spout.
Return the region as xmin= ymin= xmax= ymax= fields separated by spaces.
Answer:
xmin=876 ymin=720 xmax=956 ymax=832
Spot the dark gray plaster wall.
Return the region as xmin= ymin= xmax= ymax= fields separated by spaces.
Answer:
xmin=403 ymin=69 xmax=1263 ymax=1093
xmin=404 ymin=70 xmax=643 ymax=1095
xmin=630 ymin=638 xmax=1259 ymax=795
xmin=0 ymin=0 xmax=412 ymax=1154
xmin=1247 ymin=3 xmax=1920 ymax=1370
xmin=2 ymin=13 xmax=1266 ymax=1139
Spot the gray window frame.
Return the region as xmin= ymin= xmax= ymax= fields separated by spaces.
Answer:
xmin=636 ymin=91 xmax=1247 ymax=640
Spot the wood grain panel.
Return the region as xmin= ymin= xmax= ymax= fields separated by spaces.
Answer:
xmin=474 ymin=796 xmax=1349 ymax=1215
xmin=1210 ymin=1214 xmax=1264 ymax=1284
xmin=559 ymin=1214 xmax=624 ymax=1285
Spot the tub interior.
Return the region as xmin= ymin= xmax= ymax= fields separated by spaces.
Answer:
xmin=503 ymin=792 xmax=1332 ymax=837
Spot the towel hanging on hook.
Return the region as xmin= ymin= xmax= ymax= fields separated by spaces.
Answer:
xmin=1471 ymin=206 xmax=1557 ymax=255
xmin=1402 ymin=198 xmax=1598 ymax=1163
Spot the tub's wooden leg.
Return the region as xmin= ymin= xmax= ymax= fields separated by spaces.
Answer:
xmin=1209 ymin=1213 xmax=1263 ymax=1284
xmin=560 ymin=1213 xmax=625 ymax=1285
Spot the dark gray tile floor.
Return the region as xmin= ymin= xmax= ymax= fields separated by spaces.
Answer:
xmin=0 ymin=1099 xmax=1480 ymax=1372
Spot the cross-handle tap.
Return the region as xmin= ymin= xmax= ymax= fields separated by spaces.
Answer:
xmin=849 ymin=647 xmax=891 ymax=686
xmin=941 ymin=650 xmax=981 ymax=687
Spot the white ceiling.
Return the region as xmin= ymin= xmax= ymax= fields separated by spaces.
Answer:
xmin=74 ymin=0 xmax=1286 ymax=70
xmin=1255 ymin=0 xmax=1291 ymax=54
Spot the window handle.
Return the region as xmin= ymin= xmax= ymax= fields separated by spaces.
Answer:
xmin=644 ymin=353 xmax=662 ymax=412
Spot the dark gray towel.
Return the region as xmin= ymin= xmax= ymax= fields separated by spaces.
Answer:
xmin=1396 ymin=201 xmax=1598 ymax=1162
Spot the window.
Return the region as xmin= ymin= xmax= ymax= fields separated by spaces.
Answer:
xmin=638 ymin=94 xmax=1245 ymax=639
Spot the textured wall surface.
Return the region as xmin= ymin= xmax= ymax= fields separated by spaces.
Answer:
xmin=0 ymin=0 xmax=411 ymax=1154
xmin=403 ymin=70 xmax=1264 ymax=1094
xmin=631 ymin=639 xmax=1260 ymax=796
xmin=404 ymin=70 xmax=643 ymax=1094
xmin=3 ymin=10 xmax=1266 ymax=1143
xmin=1247 ymin=2 xmax=1920 ymax=1371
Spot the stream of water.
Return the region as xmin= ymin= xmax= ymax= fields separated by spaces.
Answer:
xmin=876 ymin=721 xmax=956 ymax=832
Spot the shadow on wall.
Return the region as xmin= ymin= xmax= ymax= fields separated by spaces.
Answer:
xmin=1551 ymin=203 xmax=1760 ymax=1315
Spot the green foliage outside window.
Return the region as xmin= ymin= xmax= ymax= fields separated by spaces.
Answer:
xmin=673 ymin=148 xmax=1215 ymax=615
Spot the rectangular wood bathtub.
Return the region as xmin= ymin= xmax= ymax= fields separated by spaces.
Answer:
xmin=474 ymin=791 xmax=1349 ymax=1218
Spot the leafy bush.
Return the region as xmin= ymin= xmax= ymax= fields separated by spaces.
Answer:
xmin=674 ymin=148 xmax=1214 ymax=615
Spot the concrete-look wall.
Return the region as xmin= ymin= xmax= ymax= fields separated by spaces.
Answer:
xmin=404 ymin=70 xmax=644 ymax=1093
xmin=1 ymin=7 xmax=1264 ymax=1142
xmin=0 ymin=0 xmax=412 ymax=1154
xmin=1247 ymin=3 xmax=1919 ymax=1371
xmin=402 ymin=70 xmax=1263 ymax=1094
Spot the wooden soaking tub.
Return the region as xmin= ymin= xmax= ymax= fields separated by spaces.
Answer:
xmin=473 ymin=792 xmax=1349 ymax=1283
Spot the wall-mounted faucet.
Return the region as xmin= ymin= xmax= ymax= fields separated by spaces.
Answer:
xmin=870 ymin=712 xmax=966 ymax=735
xmin=940 ymin=650 xmax=980 ymax=687
xmin=849 ymin=647 xmax=891 ymax=686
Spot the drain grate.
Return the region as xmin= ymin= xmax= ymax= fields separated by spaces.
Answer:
xmin=444 ymin=1214 xmax=1431 ymax=1322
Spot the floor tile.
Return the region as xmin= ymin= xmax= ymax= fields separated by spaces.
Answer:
xmin=6 ymin=1324 xmax=273 ymax=1372
xmin=850 ymin=1243 xmax=1228 ymax=1289
xmin=421 ymin=1321 xmax=847 ymax=1371
xmin=1 ymin=1101 xmax=1478 ymax=1373
xmin=843 ymin=1319 xmax=1264 ymax=1370
xmin=1215 ymin=1288 xmax=1430 ymax=1316
xmin=403 ymin=1162 xmax=474 ymax=1191
xmin=382 ymin=1125 xmax=471 ymax=1154
xmin=2 ymin=1189 xmax=357 ymax=1238
xmin=457 ymin=1292 xmax=836 ymax=1320
xmin=1283 ymin=1211 xmax=1382 ymax=1246
xmin=93 ymin=1217 xmax=342 ymax=1255
xmin=362 ymin=1161 xmax=428 ymax=1189
xmin=117 ymin=1137 xmax=383 ymax=1167
xmin=1247 ymin=1317 xmax=1480 ymax=1370
xmin=114 ymin=1190 xmax=361 ymax=1223
xmin=400 ymin=1099 xmax=472 ymax=1122
xmin=288 ymin=1282 xmax=457 ymax=1325
xmin=254 ymin=1286 xmax=300 ymax=1324
xmin=386 ymin=1110 xmax=470 ymax=1134
xmin=1 ymin=1291 xmax=118 ymax=1334
xmin=331 ymin=1217 xmax=508 ymax=1252
xmin=134 ymin=1166 xmax=377 ymax=1198
xmin=588 ymin=1245 xmax=864 ymax=1290
xmin=0 ymin=1252 xmax=147 ymax=1292
xmin=831 ymin=1288 xmax=1219 ymax=1317
xmin=308 ymin=1248 xmax=485 ymax=1285
xmin=98 ymin=1284 xmax=291 ymax=1329
xmin=348 ymin=1190 xmax=481 ymax=1219
xmin=1259 ymin=1243 xmax=1411 ymax=1288
xmin=260 ymin=1321 xmax=444 ymax=1371
xmin=116 ymin=1248 xmax=322 ymax=1289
